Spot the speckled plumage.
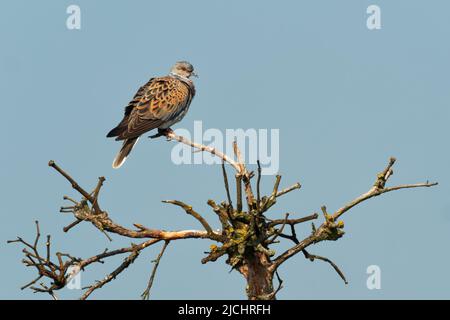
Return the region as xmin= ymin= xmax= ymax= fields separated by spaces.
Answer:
xmin=107 ymin=61 xmax=196 ymax=168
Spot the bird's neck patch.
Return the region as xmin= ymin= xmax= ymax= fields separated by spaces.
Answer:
xmin=170 ymin=72 xmax=191 ymax=82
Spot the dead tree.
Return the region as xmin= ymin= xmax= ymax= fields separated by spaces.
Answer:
xmin=8 ymin=131 xmax=437 ymax=300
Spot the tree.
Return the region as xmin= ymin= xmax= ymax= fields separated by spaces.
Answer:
xmin=8 ymin=131 xmax=437 ymax=300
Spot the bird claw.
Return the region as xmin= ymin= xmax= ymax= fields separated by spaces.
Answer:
xmin=148 ymin=128 xmax=173 ymax=139
xmin=149 ymin=132 xmax=163 ymax=139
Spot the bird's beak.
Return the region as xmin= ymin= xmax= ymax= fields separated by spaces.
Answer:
xmin=191 ymin=72 xmax=199 ymax=78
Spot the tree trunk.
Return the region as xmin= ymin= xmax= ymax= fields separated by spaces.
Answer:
xmin=239 ymin=251 xmax=275 ymax=300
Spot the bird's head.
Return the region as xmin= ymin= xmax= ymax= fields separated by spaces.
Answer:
xmin=170 ymin=61 xmax=197 ymax=79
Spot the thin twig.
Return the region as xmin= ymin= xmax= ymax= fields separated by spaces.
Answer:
xmin=141 ymin=241 xmax=170 ymax=300
xmin=257 ymin=160 xmax=262 ymax=208
xmin=302 ymin=249 xmax=348 ymax=284
xmin=233 ymin=141 xmax=256 ymax=209
xmin=268 ymin=213 xmax=318 ymax=227
xmin=276 ymin=182 xmax=301 ymax=198
xmin=80 ymin=250 xmax=140 ymax=300
xmin=221 ymin=161 xmax=233 ymax=208
xmin=236 ymin=175 xmax=243 ymax=212
xmin=272 ymin=271 xmax=284 ymax=297
xmin=162 ymin=200 xmax=218 ymax=240
xmin=78 ymin=239 xmax=160 ymax=269
xmin=20 ymin=276 xmax=43 ymax=291
xmin=33 ymin=221 xmax=40 ymax=249
xmin=63 ymin=219 xmax=82 ymax=233
xmin=90 ymin=176 xmax=106 ymax=214
xmin=165 ymin=131 xmax=241 ymax=172
xmin=45 ymin=235 xmax=51 ymax=262
xmin=278 ymin=224 xmax=300 ymax=245
xmin=267 ymin=214 xmax=289 ymax=244
xmin=48 ymin=160 xmax=102 ymax=213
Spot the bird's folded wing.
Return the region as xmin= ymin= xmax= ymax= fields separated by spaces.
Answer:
xmin=117 ymin=77 xmax=191 ymax=139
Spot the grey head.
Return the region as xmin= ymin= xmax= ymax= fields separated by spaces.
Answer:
xmin=170 ymin=61 xmax=197 ymax=79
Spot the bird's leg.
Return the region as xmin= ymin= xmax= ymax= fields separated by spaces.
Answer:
xmin=149 ymin=128 xmax=173 ymax=139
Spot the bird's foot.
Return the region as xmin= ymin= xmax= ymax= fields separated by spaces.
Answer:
xmin=149 ymin=128 xmax=174 ymax=139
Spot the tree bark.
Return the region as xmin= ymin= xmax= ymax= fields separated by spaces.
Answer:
xmin=239 ymin=251 xmax=275 ymax=300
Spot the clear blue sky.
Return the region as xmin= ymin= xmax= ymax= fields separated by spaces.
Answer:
xmin=1 ymin=0 xmax=449 ymax=299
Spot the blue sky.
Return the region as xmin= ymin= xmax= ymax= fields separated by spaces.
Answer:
xmin=1 ymin=0 xmax=449 ymax=299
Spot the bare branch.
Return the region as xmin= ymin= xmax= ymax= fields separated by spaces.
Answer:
xmin=302 ymin=249 xmax=347 ymax=284
xmin=268 ymin=213 xmax=318 ymax=228
xmin=332 ymin=182 xmax=437 ymax=221
xmin=162 ymin=200 xmax=222 ymax=241
xmin=8 ymin=222 xmax=72 ymax=295
xmin=206 ymin=199 xmax=230 ymax=230
xmin=260 ymin=175 xmax=281 ymax=212
xmin=90 ymin=176 xmax=106 ymax=214
xmin=141 ymin=240 xmax=170 ymax=300
xmin=277 ymin=224 xmax=300 ymax=245
xmin=256 ymin=160 xmax=262 ymax=207
xmin=48 ymin=160 xmax=102 ymax=213
xmin=221 ymin=161 xmax=233 ymax=209
xmin=233 ymin=140 xmax=245 ymax=174
xmin=332 ymin=157 xmax=437 ymax=220
xmin=276 ymin=182 xmax=301 ymax=198
xmin=236 ymin=175 xmax=243 ymax=212
xmin=62 ymin=219 xmax=82 ymax=233
xmin=233 ymin=141 xmax=256 ymax=210
xmin=80 ymin=250 xmax=140 ymax=300
xmin=261 ymin=271 xmax=284 ymax=300
xmin=270 ymin=231 xmax=319 ymax=273
xmin=20 ymin=275 xmax=43 ymax=291
xmin=269 ymin=157 xmax=437 ymax=273
xmin=266 ymin=213 xmax=289 ymax=244
xmin=31 ymin=222 xmax=40 ymax=252
xmin=45 ymin=235 xmax=51 ymax=262
xmin=164 ymin=131 xmax=241 ymax=172
xmin=47 ymin=161 xmax=222 ymax=242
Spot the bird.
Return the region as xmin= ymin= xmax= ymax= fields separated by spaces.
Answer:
xmin=106 ymin=61 xmax=197 ymax=169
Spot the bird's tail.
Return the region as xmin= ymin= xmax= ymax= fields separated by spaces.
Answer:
xmin=112 ymin=137 xmax=139 ymax=169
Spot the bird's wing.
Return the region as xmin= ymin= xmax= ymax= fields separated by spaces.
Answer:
xmin=116 ymin=76 xmax=193 ymax=140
